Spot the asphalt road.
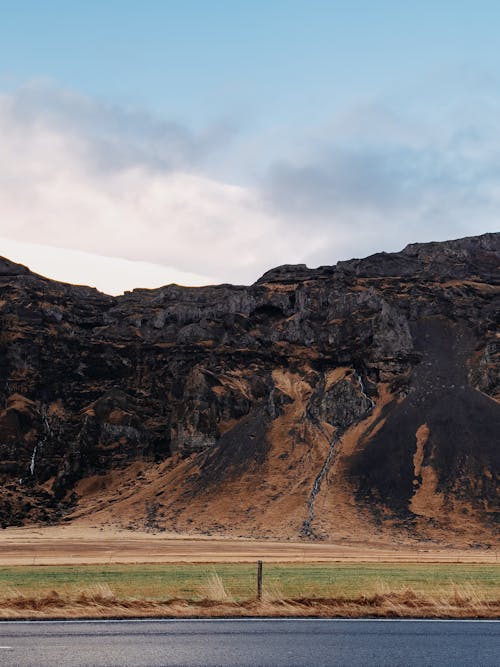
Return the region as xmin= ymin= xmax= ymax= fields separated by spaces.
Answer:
xmin=0 ymin=618 xmax=498 ymax=667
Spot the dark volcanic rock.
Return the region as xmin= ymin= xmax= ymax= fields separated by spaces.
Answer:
xmin=0 ymin=233 xmax=498 ymax=540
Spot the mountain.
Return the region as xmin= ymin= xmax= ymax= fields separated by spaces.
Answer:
xmin=0 ymin=233 xmax=498 ymax=545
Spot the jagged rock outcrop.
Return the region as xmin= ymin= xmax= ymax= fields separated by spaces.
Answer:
xmin=0 ymin=233 xmax=498 ymax=543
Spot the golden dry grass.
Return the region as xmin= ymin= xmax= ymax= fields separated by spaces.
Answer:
xmin=198 ymin=573 xmax=233 ymax=602
xmin=0 ymin=581 xmax=498 ymax=620
xmin=1 ymin=525 xmax=498 ymax=565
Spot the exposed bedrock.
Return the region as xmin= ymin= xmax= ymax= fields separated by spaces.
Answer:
xmin=0 ymin=233 xmax=498 ymax=539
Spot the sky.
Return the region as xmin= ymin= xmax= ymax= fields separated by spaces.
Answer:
xmin=0 ymin=0 xmax=499 ymax=294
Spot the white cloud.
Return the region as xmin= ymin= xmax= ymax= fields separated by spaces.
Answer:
xmin=263 ymin=92 xmax=500 ymax=263
xmin=0 ymin=81 xmax=321 ymax=288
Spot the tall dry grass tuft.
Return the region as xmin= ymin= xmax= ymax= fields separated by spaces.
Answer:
xmin=75 ymin=584 xmax=116 ymax=606
xmin=261 ymin=583 xmax=286 ymax=603
xmin=199 ymin=573 xmax=233 ymax=602
xmin=254 ymin=584 xmax=302 ymax=615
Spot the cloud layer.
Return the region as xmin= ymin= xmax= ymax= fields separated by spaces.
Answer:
xmin=263 ymin=90 xmax=500 ymax=263
xmin=1 ymin=82 xmax=321 ymax=286
xmin=0 ymin=80 xmax=498 ymax=293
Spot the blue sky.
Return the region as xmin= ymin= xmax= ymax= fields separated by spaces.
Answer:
xmin=3 ymin=1 xmax=500 ymax=131
xmin=0 ymin=1 xmax=499 ymax=292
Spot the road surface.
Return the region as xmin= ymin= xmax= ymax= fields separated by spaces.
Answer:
xmin=0 ymin=618 xmax=498 ymax=666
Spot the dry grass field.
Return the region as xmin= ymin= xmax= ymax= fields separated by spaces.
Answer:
xmin=1 ymin=525 xmax=498 ymax=566
xmin=0 ymin=574 xmax=498 ymax=619
xmin=0 ymin=525 xmax=498 ymax=619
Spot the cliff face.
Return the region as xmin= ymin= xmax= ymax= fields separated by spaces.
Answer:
xmin=0 ymin=233 xmax=498 ymax=544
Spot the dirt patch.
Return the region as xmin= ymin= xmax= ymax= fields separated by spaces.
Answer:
xmin=412 ymin=423 xmax=429 ymax=478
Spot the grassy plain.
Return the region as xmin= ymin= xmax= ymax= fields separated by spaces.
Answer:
xmin=1 ymin=562 xmax=498 ymax=600
xmin=0 ymin=562 xmax=498 ymax=619
xmin=0 ymin=527 xmax=497 ymax=618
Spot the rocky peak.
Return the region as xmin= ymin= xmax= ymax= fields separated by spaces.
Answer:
xmin=0 ymin=256 xmax=31 ymax=277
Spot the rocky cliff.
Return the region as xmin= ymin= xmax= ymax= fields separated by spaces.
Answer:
xmin=0 ymin=233 xmax=498 ymax=544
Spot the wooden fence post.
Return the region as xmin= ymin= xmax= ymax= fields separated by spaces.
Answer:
xmin=257 ymin=560 xmax=263 ymax=600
